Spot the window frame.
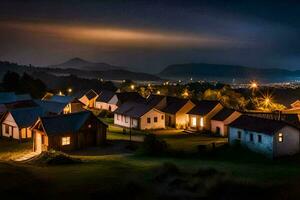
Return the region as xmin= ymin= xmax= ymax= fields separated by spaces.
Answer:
xmin=278 ymin=133 xmax=283 ymax=143
xmin=62 ymin=136 xmax=71 ymax=146
xmin=258 ymin=135 xmax=262 ymax=143
xmin=147 ymin=117 xmax=151 ymax=124
xmin=250 ymin=133 xmax=254 ymax=142
xmin=154 ymin=117 xmax=158 ymax=123
xmin=237 ymin=131 xmax=242 ymax=140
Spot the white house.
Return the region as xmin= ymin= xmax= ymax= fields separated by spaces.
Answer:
xmin=228 ymin=115 xmax=300 ymax=158
xmin=187 ymin=100 xmax=223 ymax=131
xmin=95 ymin=90 xmax=118 ymax=111
xmin=210 ymin=108 xmax=241 ymax=136
xmin=1 ymin=107 xmax=44 ymax=141
xmin=114 ymin=102 xmax=165 ymax=130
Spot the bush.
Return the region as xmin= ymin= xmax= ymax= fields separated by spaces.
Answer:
xmin=97 ymin=110 xmax=113 ymax=118
xmin=138 ymin=134 xmax=168 ymax=155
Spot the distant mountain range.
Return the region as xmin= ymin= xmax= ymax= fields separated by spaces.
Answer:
xmin=159 ymin=63 xmax=300 ymax=80
xmin=49 ymin=57 xmax=124 ymax=71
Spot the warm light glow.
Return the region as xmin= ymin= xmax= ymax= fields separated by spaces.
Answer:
xmin=130 ymin=84 xmax=135 ymax=90
xmin=278 ymin=133 xmax=283 ymax=143
xmin=182 ymin=90 xmax=189 ymax=98
xmin=62 ymin=137 xmax=70 ymax=145
xmin=250 ymin=81 xmax=258 ymax=90
xmin=58 ymin=91 xmax=63 ymax=96
xmin=200 ymin=117 xmax=204 ymax=127
xmin=191 ymin=117 xmax=196 ymax=127
xmin=68 ymin=88 xmax=72 ymax=93
xmin=156 ymin=90 xmax=161 ymax=95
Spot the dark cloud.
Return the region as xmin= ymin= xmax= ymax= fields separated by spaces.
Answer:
xmin=0 ymin=0 xmax=299 ymax=72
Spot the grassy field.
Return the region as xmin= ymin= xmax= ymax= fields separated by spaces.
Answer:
xmin=2 ymin=122 xmax=300 ymax=199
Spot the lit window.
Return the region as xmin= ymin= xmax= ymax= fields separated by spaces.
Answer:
xmin=88 ymin=124 xmax=92 ymax=128
xmin=278 ymin=133 xmax=283 ymax=143
xmin=191 ymin=117 xmax=196 ymax=127
xmin=62 ymin=137 xmax=70 ymax=146
xmin=154 ymin=117 xmax=158 ymax=123
xmin=125 ymin=117 xmax=128 ymax=123
xmin=200 ymin=117 xmax=204 ymax=127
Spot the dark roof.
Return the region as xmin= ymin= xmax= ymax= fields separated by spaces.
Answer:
xmin=162 ymin=96 xmax=189 ymax=114
xmin=0 ymin=92 xmax=16 ymax=104
xmin=146 ymin=94 xmax=165 ymax=107
xmin=211 ymin=108 xmax=236 ymax=121
xmin=85 ymin=89 xmax=98 ymax=100
xmin=10 ymin=107 xmax=44 ymax=128
xmin=49 ymin=95 xmax=75 ymax=103
xmin=187 ymin=100 xmax=220 ymax=115
xmin=34 ymin=100 xmax=67 ymax=114
xmin=4 ymin=100 xmax=39 ymax=110
xmin=40 ymin=111 xmax=107 ymax=136
xmin=116 ymin=92 xmax=145 ymax=104
xmin=96 ymin=90 xmax=115 ymax=103
xmin=229 ymin=115 xmax=295 ymax=135
xmin=16 ymin=94 xmax=31 ymax=101
xmin=114 ymin=102 xmax=155 ymax=118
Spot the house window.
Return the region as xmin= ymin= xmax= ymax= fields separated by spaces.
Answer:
xmin=258 ymin=135 xmax=262 ymax=143
xmin=191 ymin=117 xmax=196 ymax=127
xmin=250 ymin=133 xmax=254 ymax=142
xmin=62 ymin=137 xmax=71 ymax=146
xmin=278 ymin=133 xmax=283 ymax=143
xmin=117 ymin=114 xmax=120 ymax=120
xmin=147 ymin=118 xmax=151 ymax=123
xmin=200 ymin=117 xmax=204 ymax=127
xmin=5 ymin=124 xmax=9 ymax=134
xmin=154 ymin=117 xmax=158 ymax=123
xmin=125 ymin=117 xmax=128 ymax=123
xmin=161 ymin=115 xmax=164 ymax=120
xmin=237 ymin=131 xmax=242 ymax=139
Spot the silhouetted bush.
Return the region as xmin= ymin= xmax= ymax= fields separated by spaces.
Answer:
xmin=138 ymin=134 xmax=168 ymax=155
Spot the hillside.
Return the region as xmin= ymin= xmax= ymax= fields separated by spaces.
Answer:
xmin=49 ymin=57 xmax=124 ymax=71
xmin=0 ymin=61 xmax=161 ymax=81
xmin=159 ymin=63 xmax=296 ymax=79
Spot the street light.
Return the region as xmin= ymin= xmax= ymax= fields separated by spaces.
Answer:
xmin=130 ymin=84 xmax=135 ymax=90
xmin=68 ymin=88 xmax=72 ymax=93
xmin=156 ymin=90 xmax=161 ymax=95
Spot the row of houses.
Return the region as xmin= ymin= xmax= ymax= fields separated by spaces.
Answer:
xmin=0 ymin=92 xmax=108 ymax=153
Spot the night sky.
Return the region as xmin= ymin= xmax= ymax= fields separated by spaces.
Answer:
xmin=0 ymin=0 xmax=299 ymax=73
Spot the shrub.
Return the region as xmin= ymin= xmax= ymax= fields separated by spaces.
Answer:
xmin=33 ymin=150 xmax=82 ymax=165
xmin=97 ymin=110 xmax=113 ymax=118
xmin=138 ymin=134 xmax=168 ymax=155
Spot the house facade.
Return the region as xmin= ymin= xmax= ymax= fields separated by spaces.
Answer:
xmin=1 ymin=107 xmax=44 ymax=141
xmin=95 ymin=90 xmax=118 ymax=111
xmin=32 ymin=111 xmax=107 ymax=153
xmin=114 ymin=102 xmax=165 ymax=130
xmin=187 ymin=100 xmax=223 ymax=131
xmin=79 ymin=89 xmax=99 ymax=108
xmin=229 ymin=115 xmax=300 ymax=158
xmin=210 ymin=108 xmax=241 ymax=136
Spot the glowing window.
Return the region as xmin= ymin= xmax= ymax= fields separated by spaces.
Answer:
xmin=278 ymin=133 xmax=283 ymax=143
xmin=62 ymin=137 xmax=70 ymax=146
xmin=191 ymin=117 xmax=196 ymax=127
xmin=200 ymin=117 xmax=204 ymax=127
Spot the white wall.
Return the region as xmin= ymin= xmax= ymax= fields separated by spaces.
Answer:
xmin=140 ymin=109 xmax=165 ymax=130
xmin=274 ymin=126 xmax=300 ymax=157
xmin=211 ymin=120 xmax=225 ymax=136
xmin=2 ymin=113 xmax=19 ymax=139
xmin=114 ymin=114 xmax=139 ymax=129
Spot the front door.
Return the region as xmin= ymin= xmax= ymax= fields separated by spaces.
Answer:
xmin=35 ymin=133 xmax=42 ymax=153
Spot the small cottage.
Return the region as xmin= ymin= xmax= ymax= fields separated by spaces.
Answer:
xmin=161 ymin=96 xmax=195 ymax=129
xmin=95 ymin=90 xmax=118 ymax=111
xmin=47 ymin=95 xmax=85 ymax=113
xmin=114 ymin=102 xmax=165 ymax=130
xmin=34 ymin=100 xmax=71 ymax=115
xmin=187 ymin=100 xmax=223 ymax=131
xmin=1 ymin=107 xmax=44 ymax=141
xmin=32 ymin=111 xmax=107 ymax=153
xmin=210 ymin=108 xmax=241 ymax=136
xmin=79 ymin=89 xmax=99 ymax=108
xmin=228 ymin=115 xmax=300 ymax=158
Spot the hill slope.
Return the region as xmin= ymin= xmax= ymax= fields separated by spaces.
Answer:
xmin=49 ymin=57 xmax=124 ymax=71
xmin=159 ymin=63 xmax=295 ymax=79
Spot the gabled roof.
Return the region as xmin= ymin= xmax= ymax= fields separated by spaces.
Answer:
xmin=96 ymin=90 xmax=115 ymax=103
xmin=146 ymin=94 xmax=165 ymax=107
xmin=116 ymin=92 xmax=145 ymax=104
xmin=114 ymin=101 xmax=157 ymax=118
xmin=187 ymin=100 xmax=220 ymax=115
xmin=211 ymin=108 xmax=236 ymax=121
xmin=38 ymin=111 xmax=107 ymax=136
xmin=4 ymin=100 xmax=39 ymax=110
xmin=85 ymin=89 xmax=99 ymax=100
xmin=34 ymin=100 xmax=67 ymax=114
xmin=162 ymin=96 xmax=190 ymax=114
xmin=9 ymin=107 xmax=44 ymax=128
xmin=228 ymin=115 xmax=296 ymax=135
